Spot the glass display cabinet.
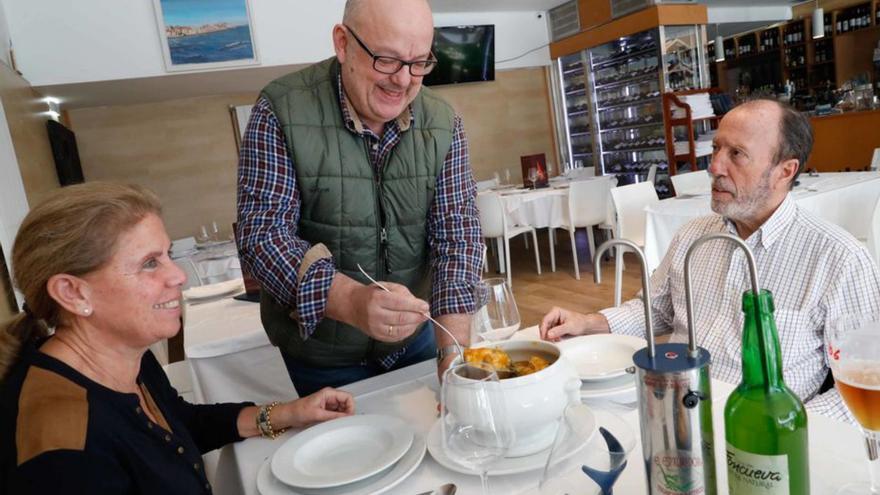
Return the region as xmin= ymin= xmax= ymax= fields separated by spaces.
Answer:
xmin=551 ymin=24 xmax=709 ymax=197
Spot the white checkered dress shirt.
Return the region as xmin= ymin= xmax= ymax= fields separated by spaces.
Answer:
xmin=601 ymin=195 xmax=880 ymax=423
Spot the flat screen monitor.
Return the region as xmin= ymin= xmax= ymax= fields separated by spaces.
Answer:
xmin=424 ymin=25 xmax=494 ymax=87
xmin=46 ymin=120 xmax=84 ymax=186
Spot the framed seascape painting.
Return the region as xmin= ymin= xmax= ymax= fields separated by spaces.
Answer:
xmin=152 ymin=0 xmax=259 ymax=72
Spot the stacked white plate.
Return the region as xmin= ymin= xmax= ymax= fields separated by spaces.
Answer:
xmin=556 ymin=334 xmax=645 ymax=404
xmin=257 ymin=415 xmax=426 ymax=495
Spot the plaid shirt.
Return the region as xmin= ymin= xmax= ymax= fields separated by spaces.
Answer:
xmin=236 ymin=77 xmax=481 ymax=369
xmin=601 ymin=196 xmax=880 ymax=423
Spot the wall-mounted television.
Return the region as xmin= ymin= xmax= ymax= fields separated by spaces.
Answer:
xmin=424 ymin=25 xmax=494 ymax=87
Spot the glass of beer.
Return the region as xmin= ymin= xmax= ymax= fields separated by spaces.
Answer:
xmin=827 ymin=314 xmax=880 ymax=495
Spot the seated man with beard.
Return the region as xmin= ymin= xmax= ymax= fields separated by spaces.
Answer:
xmin=539 ymin=99 xmax=880 ymax=422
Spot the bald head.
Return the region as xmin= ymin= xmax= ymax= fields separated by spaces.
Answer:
xmin=732 ymin=98 xmax=813 ymax=184
xmin=343 ymin=0 xmax=433 ymax=31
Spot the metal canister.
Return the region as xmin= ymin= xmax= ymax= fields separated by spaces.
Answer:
xmin=594 ymin=237 xmax=721 ymax=495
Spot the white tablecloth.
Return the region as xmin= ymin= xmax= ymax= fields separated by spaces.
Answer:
xmin=184 ymin=297 xmax=293 ymax=405
xmin=644 ymin=172 xmax=880 ymax=270
xmin=480 ymin=176 xmax=617 ymax=232
xmin=225 ymin=326 xmax=868 ymax=495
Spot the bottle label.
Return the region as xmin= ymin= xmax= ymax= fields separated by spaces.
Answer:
xmin=651 ymin=451 xmax=705 ymax=494
xmin=726 ymin=443 xmax=789 ymax=494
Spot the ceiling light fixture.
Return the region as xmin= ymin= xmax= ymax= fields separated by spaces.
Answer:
xmin=813 ymin=1 xmax=825 ymax=39
xmin=715 ymin=25 xmax=725 ymax=62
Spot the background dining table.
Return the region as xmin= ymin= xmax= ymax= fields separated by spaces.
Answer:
xmin=184 ymin=319 xmax=870 ymax=495
xmin=644 ymin=171 xmax=880 ymax=271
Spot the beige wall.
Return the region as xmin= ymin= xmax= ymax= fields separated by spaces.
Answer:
xmin=69 ymin=94 xmax=257 ymax=240
xmin=0 ymin=63 xmax=59 ymax=319
xmin=0 ymin=63 xmax=58 ymax=207
xmin=68 ymin=66 xmax=556 ymax=239
xmin=433 ymin=67 xmax=558 ymax=181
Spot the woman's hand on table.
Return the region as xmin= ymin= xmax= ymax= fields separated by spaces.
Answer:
xmin=276 ymin=387 xmax=355 ymax=429
xmin=539 ymin=307 xmax=610 ymax=341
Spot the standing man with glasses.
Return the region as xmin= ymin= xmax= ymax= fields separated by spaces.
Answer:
xmin=236 ymin=0 xmax=482 ymax=396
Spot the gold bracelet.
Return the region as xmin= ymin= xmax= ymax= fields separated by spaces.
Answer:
xmin=255 ymin=402 xmax=289 ymax=439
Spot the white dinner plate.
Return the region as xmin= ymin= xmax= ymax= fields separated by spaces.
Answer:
xmin=270 ymin=415 xmax=414 ymax=490
xmin=258 ymin=432 xmax=426 ymax=495
xmin=579 ymin=372 xmax=637 ymax=403
xmin=183 ymin=279 xmax=244 ymax=301
xmin=558 ymin=334 xmax=644 ymax=382
xmin=426 ymin=405 xmax=597 ymax=476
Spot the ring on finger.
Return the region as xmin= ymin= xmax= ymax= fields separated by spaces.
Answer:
xmin=387 ymin=325 xmax=394 ymax=336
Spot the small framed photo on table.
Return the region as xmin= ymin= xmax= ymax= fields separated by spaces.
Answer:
xmin=152 ymin=0 xmax=259 ymax=72
xmin=521 ymin=153 xmax=549 ymax=189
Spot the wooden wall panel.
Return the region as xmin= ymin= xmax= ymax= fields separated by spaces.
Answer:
xmin=433 ymin=67 xmax=558 ymax=183
xmin=579 ymin=0 xmax=612 ymax=30
xmin=68 ymin=94 xmax=256 ymax=241
xmin=807 ymin=109 xmax=880 ymax=171
xmin=68 ymin=67 xmax=556 ymax=239
xmin=551 ymin=4 xmax=708 ymax=58
xmin=0 ymin=64 xmax=58 ymax=207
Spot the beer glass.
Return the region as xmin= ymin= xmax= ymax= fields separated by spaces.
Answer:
xmin=827 ymin=314 xmax=880 ymax=495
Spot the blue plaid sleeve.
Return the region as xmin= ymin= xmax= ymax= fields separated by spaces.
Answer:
xmin=428 ymin=115 xmax=483 ymax=317
xmin=235 ymin=97 xmax=336 ymax=339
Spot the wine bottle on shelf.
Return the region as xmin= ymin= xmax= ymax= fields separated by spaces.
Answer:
xmin=725 ymin=290 xmax=809 ymax=495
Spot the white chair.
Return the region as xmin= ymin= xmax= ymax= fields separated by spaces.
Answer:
xmin=549 ymin=179 xmax=615 ymax=280
xmin=646 ymin=164 xmax=658 ymax=184
xmin=609 ymin=182 xmax=660 ymax=306
xmin=671 ymin=170 xmax=712 ymax=196
xmin=862 ymin=195 xmax=880 ymax=267
xmin=476 ymin=192 xmax=541 ymax=286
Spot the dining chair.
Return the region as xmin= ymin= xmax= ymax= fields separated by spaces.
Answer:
xmin=646 ymin=164 xmax=658 ymax=184
xmin=609 ymin=182 xmax=660 ymax=306
xmin=549 ymin=178 xmax=615 ymax=280
xmin=862 ymin=195 xmax=880 ymax=267
xmin=476 ymin=192 xmax=541 ymax=286
xmin=671 ymin=170 xmax=712 ymax=196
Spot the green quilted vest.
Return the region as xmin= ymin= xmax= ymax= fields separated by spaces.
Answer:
xmin=259 ymin=57 xmax=455 ymax=367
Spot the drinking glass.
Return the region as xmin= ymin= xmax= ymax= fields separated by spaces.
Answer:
xmin=471 ymin=278 xmax=521 ymax=343
xmin=504 ymin=169 xmax=512 ymax=185
xmin=827 ymin=313 xmax=880 ymax=495
xmin=441 ymin=363 xmax=514 ymax=495
xmin=528 ymin=167 xmax=538 ymax=188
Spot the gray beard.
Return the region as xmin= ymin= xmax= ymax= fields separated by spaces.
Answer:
xmin=710 ymin=177 xmax=772 ymax=222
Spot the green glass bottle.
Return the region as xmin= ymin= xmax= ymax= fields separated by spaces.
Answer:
xmin=725 ymin=290 xmax=809 ymax=494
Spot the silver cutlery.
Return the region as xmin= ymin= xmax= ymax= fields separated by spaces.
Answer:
xmin=414 ymin=483 xmax=457 ymax=495
xmin=356 ymin=264 xmax=464 ymax=358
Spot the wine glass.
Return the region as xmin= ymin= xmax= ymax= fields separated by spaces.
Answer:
xmin=471 ymin=278 xmax=521 ymax=344
xmin=504 ymin=168 xmax=512 ymax=185
xmin=441 ymin=363 xmax=514 ymax=495
xmin=827 ymin=313 xmax=880 ymax=495
xmin=528 ymin=167 xmax=538 ymax=189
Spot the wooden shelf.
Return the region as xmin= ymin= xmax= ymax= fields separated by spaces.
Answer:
xmin=662 ymin=89 xmax=723 ymax=178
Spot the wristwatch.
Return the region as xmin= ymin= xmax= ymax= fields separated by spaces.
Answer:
xmin=436 ymin=344 xmax=463 ymax=363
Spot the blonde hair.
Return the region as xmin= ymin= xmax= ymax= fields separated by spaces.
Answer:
xmin=0 ymin=182 xmax=162 ymax=382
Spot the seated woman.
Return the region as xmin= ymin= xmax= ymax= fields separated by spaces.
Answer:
xmin=0 ymin=182 xmax=354 ymax=494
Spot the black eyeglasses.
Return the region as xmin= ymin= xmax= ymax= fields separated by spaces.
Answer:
xmin=345 ymin=25 xmax=437 ymax=77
